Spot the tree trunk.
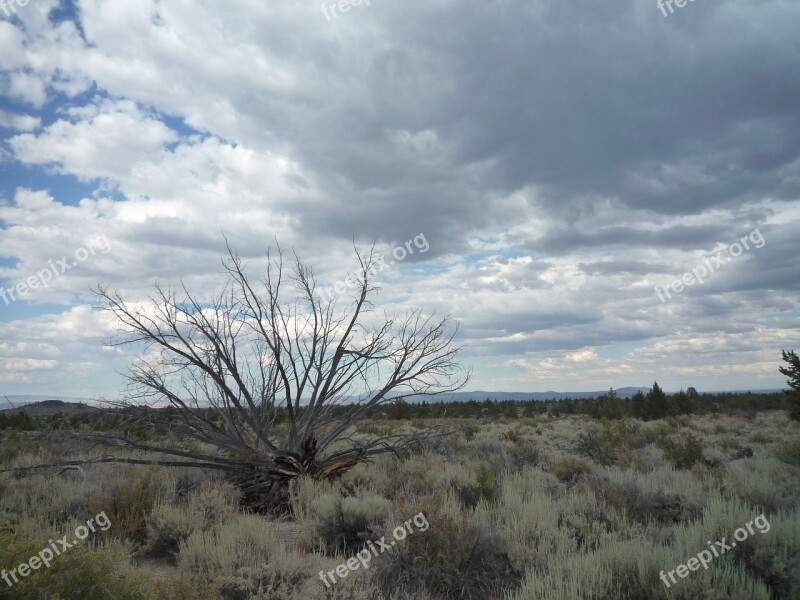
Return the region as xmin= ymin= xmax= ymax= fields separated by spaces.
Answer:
xmin=233 ymin=436 xmax=365 ymax=514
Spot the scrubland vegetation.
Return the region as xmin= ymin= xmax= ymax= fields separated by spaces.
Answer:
xmin=1 ymin=402 xmax=799 ymax=599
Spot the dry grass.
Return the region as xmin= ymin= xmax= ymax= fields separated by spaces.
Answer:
xmin=0 ymin=411 xmax=798 ymax=598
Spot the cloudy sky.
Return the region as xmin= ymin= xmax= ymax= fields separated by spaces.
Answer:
xmin=0 ymin=0 xmax=798 ymax=399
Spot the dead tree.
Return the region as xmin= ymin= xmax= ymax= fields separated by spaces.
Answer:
xmin=88 ymin=243 xmax=469 ymax=511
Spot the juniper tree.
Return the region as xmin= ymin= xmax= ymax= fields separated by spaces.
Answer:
xmin=8 ymin=243 xmax=469 ymax=513
xmin=779 ymin=350 xmax=800 ymax=421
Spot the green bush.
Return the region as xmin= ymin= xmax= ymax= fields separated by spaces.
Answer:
xmin=178 ymin=514 xmax=280 ymax=575
xmin=448 ymin=465 xmax=496 ymax=510
xmin=501 ymin=428 xmax=541 ymax=468
xmin=476 ymin=464 xmax=497 ymax=504
xmin=774 ymin=438 xmax=800 ymax=467
xmin=739 ymin=511 xmax=800 ymax=599
xmin=152 ymin=569 xmax=222 ymax=600
xmin=657 ymin=432 xmax=705 ymax=469
xmin=303 ymin=491 xmax=391 ymax=555
xmin=587 ymin=477 xmax=697 ymax=525
xmin=550 ymin=456 xmax=592 ymax=484
xmin=87 ymin=465 xmax=165 ymax=544
xmin=0 ymin=522 xmax=144 ymax=599
xmin=218 ymin=557 xmax=310 ymax=600
xmin=576 ymin=421 xmax=639 ymax=466
xmin=147 ymin=482 xmax=238 ymax=557
xmin=375 ymin=515 xmax=521 ymax=599
xmin=555 ymin=493 xmax=618 ymax=552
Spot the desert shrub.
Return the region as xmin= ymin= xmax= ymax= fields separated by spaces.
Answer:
xmin=501 ymin=427 xmax=541 ymax=468
xmin=152 ymin=568 xmax=223 ymax=600
xmin=87 ymin=465 xmax=166 ymax=543
xmin=555 ymin=492 xmax=617 ymax=552
xmin=588 ymin=477 xmax=694 ymax=525
xmin=465 ymin=430 xmax=514 ymax=471
xmin=476 ymin=464 xmax=497 ymax=504
xmin=339 ymin=459 xmax=392 ymax=499
xmin=178 ymin=513 xmax=280 ymax=574
xmin=501 ymin=428 xmax=524 ymax=444
xmin=0 ymin=472 xmax=90 ymax=527
xmin=289 ymin=475 xmax=338 ymax=516
xmin=147 ymin=482 xmax=239 ymax=557
xmin=301 ymin=491 xmax=392 ymax=555
xmin=171 ymin=470 xmax=228 ymax=501
xmin=192 ymin=481 xmax=241 ymax=520
xmin=657 ymin=432 xmax=705 ymax=469
xmin=461 ymin=422 xmax=480 ymax=441
xmin=726 ymin=458 xmax=800 ymax=513
xmin=550 ymin=456 xmax=592 ymax=484
xmin=0 ymin=521 xmax=145 ymax=599
xmin=719 ymin=436 xmax=741 ymax=451
xmin=496 ymin=468 xmax=570 ymax=572
xmin=218 ymin=554 xmax=311 ymax=600
xmin=576 ymin=421 xmax=639 ymax=466
xmin=749 ymin=432 xmax=770 ymax=444
xmin=630 ymin=443 xmax=663 ymax=471
xmin=377 ymin=458 xmax=436 ymax=504
xmin=429 ymin=463 xmax=487 ymax=510
xmin=511 ymin=537 xmax=772 ymax=600
xmin=718 ymin=435 xmax=754 ymax=459
xmin=737 ymin=510 xmax=800 ymax=599
xmin=774 ymin=438 xmax=800 ymax=466
xmin=375 ymin=515 xmax=521 ymax=599
xmin=452 ymin=481 xmax=482 ymax=510
xmin=147 ymin=501 xmax=199 ymax=558
xmin=0 ymin=433 xmax=25 ymax=463
xmin=639 ymin=420 xmax=675 ymax=445
xmin=627 ymin=488 xmax=691 ymax=525
xmin=304 ymin=568 xmax=394 ymax=600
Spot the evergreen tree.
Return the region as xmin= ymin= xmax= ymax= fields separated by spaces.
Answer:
xmin=631 ymin=390 xmax=646 ymax=419
xmin=644 ymin=381 xmax=668 ymax=420
xmin=779 ymin=350 xmax=800 ymax=421
xmin=591 ymin=388 xmax=624 ymax=419
xmin=671 ymin=389 xmax=692 ymax=415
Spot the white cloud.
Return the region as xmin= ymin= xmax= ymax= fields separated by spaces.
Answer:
xmin=0 ymin=0 xmax=798 ymax=396
xmin=0 ymin=109 xmax=40 ymax=131
xmin=10 ymin=99 xmax=178 ymax=181
xmin=3 ymin=71 xmax=47 ymax=107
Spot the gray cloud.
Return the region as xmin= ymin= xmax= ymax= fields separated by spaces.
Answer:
xmin=0 ymin=0 xmax=798 ymax=394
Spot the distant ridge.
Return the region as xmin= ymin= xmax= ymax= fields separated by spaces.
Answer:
xmin=400 ymin=387 xmax=650 ymax=403
xmin=0 ymin=395 xmax=100 ymax=411
xmin=1 ymin=388 xmax=784 ymax=410
xmin=0 ymin=399 xmax=100 ymax=416
xmin=398 ymin=387 xmax=784 ymax=404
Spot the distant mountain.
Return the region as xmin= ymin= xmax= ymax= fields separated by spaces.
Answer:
xmin=1 ymin=387 xmax=783 ymax=411
xmin=400 ymin=387 xmax=650 ymax=403
xmin=0 ymin=395 xmax=100 ymax=411
xmin=0 ymin=399 xmax=101 ymax=416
